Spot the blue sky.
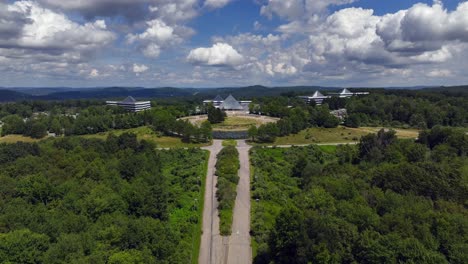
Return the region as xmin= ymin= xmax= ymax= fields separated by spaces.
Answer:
xmin=1 ymin=0 xmax=468 ymax=88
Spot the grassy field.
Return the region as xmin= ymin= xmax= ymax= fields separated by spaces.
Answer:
xmin=0 ymin=134 xmax=41 ymax=144
xmin=79 ymin=126 xmax=210 ymax=148
xmin=256 ymin=126 xmax=421 ymax=146
xmin=222 ymin=140 xmax=237 ymax=147
xmin=0 ymin=126 xmax=209 ymax=148
xmin=213 ymin=116 xmax=275 ymax=131
xmin=184 ymin=115 xmax=279 ymax=131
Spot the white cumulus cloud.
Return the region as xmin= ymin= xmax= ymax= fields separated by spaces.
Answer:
xmin=204 ymin=0 xmax=233 ymax=9
xmin=187 ymin=43 xmax=244 ymax=66
xmin=376 ymin=2 xmax=468 ymax=53
xmin=133 ymin=63 xmax=149 ymax=75
xmin=4 ymin=1 xmax=115 ymax=54
xmin=127 ymin=18 xmax=194 ymax=57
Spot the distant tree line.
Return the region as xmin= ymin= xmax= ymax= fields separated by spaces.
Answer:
xmin=248 ymin=104 xmax=340 ymax=143
xmin=250 ymin=89 xmax=467 ymax=131
xmin=342 ymin=92 xmax=466 ymax=128
xmin=1 ymin=103 xmax=212 ymax=143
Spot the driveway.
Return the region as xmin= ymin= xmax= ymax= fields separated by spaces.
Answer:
xmin=199 ymin=140 xmax=228 ymax=264
xmin=226 ymin=140 xmax=252 ymax=264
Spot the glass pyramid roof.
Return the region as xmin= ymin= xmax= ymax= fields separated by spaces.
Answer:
xmin=213 ymin=95 xmax=224 ymax=101
xmin=220 ymin=94 xmax=244 ymax=110
xmin=122 ymin=96 xmax=137 ymax=103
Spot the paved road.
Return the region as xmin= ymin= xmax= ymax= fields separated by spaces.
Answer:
xmin=226 ymin=140 xmax=252 ymax=264
xmin=199 ymin=140 xmax=227 ymax=264
xmin=199 ymin=140 xmax=253 ymax=264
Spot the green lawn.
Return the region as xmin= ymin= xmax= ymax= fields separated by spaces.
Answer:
xmin=186 ymin=116 xmax=279 ymax=131
xmin=254 ymin=126 xmax=421 ymax=146
xmin=222 ymin=140 xmax=237 ymax=147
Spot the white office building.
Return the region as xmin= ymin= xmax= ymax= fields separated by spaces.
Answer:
xmin=106 ymin=96 xmax=151 ymax=112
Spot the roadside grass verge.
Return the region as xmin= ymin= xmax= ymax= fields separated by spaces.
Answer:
xmin=191 ymin=150 xmax=209 ymax=264
xmin=317 ymin=145 xmax=338 ymax=153
xmin=215 ymin=146 xmax=240 ymax=236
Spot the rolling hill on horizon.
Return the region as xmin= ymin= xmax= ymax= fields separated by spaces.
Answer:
xmin=0 ymin=85 xmax=466 ymax=102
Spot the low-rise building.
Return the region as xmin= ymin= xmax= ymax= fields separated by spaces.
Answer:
xmin=106 ymin=96 xmax=151 ymax=112
xmin=298 ymin=91 xmax=330 ymax=105
xmin=330 ymin=88 xmax=370 ymax=98
xmin=299 ymin=89 xmax=370 ymax=105
xmin=203 ymin=94 xmax=251 ymax=111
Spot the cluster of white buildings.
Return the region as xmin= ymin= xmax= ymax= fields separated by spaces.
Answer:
xmin=299 ymin=88 xmax=369 ymax=105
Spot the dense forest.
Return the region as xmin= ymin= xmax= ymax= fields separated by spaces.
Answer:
xmin=0 ymin=134 xmax=208 ymax=263
xmin=250 ymin=127 xmax=467 ymax=263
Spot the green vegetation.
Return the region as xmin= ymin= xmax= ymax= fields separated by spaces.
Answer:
xmin=0 ymin=134 xmax=208 ymax=263
xmin=253 ymin=126 xmax=420 ymax=145
xmin=1 ymin=102 xmax=212 ymax=144
xmin=0 ymin=126 xmax=210 ymax=148
xmin=250 ymin=105 xmax=340 ymax=143
xmin=187 ymin=115 xmax=279 ymax=131
xmin=80 ymin=126 xmax=210 ymax=148
xmin=248 ymin=88 xmax=466 ymax=143
xmin=207 ymin=105 xmax=226 ymax=124
xmin=222 ymin=140 xmax=237 ymax=147
xmin=215 ymin=146 xmax=240 ymax=235
xmin=344 ymin=92 xmax=467 ymax=128
xmin=250 ymin=127 xmax=467 ymax=263
xmin=0 ymin=134 xmax=41 ymax=144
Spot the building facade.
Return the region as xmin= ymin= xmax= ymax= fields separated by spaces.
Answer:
xmin=106 ymin=96 xmax=151 ymax=112
xmin=299 ymin=89 xmax=370 ymax=105
xmin=298 ymin=91 xmax=330 ymax=105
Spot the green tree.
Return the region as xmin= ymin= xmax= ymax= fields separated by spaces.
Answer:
xmin=199 ymin=121 xmax=213 ymax=142
xmin=27 ymin=121 xmax=48 ymax=139
xmin=1 ymin=114 xmax=25 ymax=136
xmin=248 ymin=125 xmax=258 ymax=142
xmin=257 ymin=123 xmax=279 ymax=143
xmin=269 ymin=207 xmax=306 ymax=263
xmin=345 ymin=114 xmax=361 ymax=128
xmin=207 ymin=105 xmax=226 ymax=124
xmin=0 ymin=229 xmax=49 ymax=264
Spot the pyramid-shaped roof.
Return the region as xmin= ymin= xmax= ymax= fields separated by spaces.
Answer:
xmin=341 ymin=88 xmax=352 ymax=94
xmin=311 ymin=91 xmax=325 ymax=98
xmin=122 ymin=96 xmax=137 ymax=103
xmin=220 ymin=94 xmax=243 ymax=110
xmin=213 ymin=95 xmax=224 ymax=101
